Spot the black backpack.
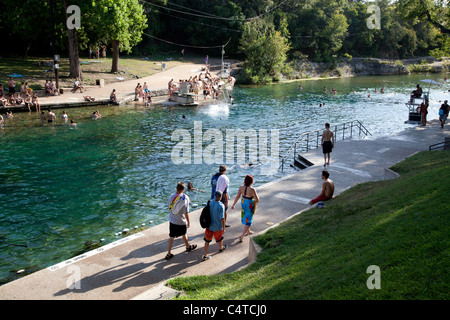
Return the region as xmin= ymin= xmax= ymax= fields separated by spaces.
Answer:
xmin=199 ymin=200 xmax=211 ymax=228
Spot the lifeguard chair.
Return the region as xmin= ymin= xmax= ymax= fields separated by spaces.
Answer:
xmin=405 ymin=79 xmax=441 ymax=124
xmin=405 ymin=87 xmax=429 ymax=124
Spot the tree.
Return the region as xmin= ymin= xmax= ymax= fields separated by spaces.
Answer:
xmin=398 ymin=0 xmax=449 ymax=34
xmin=63 ymin=0 xmax=82 ymax=79
xmin=287 ymin=0 xmax=348 ymax=62
xmin=239 ymin=18 xmax=290 ymax=84
xmin=89 ymin=0 xmax=147 ymax=72
xmin=0 ymin=0 xmax=54 ymax=57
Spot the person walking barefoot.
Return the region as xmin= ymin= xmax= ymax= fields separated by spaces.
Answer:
xmin=321 ymin=122 xmax=334 ymax=167
xmin=231 ymin=175 xmax=260 ymax=243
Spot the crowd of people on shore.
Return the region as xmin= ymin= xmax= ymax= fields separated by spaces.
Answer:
xmin=168 ymin=66 xmax=235 ymax=102
xmin=0 ymin=79 xmax=42 ymax=112
xmin=134 ymin=82 xmax=152 ymax=106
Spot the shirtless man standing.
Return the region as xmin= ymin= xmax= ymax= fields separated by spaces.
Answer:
xmin=321 ymin=122 xmax=334 ymax=167
xmin=309 ymin=170 xmax=335 ymax=205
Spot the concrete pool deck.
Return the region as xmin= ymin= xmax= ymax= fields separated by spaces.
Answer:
xmin=0 ymin=119 xmax=448 ymax=300
xmin=0 ymin=61 xmax=218 ymax=112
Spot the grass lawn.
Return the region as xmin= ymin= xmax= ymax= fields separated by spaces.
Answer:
xmin=167 ymin=150 xmax=450 ymax=300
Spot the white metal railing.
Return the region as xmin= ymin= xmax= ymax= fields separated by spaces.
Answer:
xmin=279 ymin=120 xmax=372 ymax=171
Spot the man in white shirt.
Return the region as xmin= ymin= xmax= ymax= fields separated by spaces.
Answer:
xmin=215 ymin=165 xmax=231 ymax=227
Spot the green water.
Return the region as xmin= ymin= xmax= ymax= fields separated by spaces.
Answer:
xmin=0 ymin=73 xmax=448 ymax=283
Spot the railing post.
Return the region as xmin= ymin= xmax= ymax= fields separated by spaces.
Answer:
xmin=317 ymin=131 xmax=320 ymax=149
xmin=343 ymin=123 xmax=345 ymax=140
xmin=306 ymin=133 xmax=309 ymax=151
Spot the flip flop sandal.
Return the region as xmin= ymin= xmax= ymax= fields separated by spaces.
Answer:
xmin=165 ymin=253 xmax=174 ymax=260
xmin=186 ymin=244 xmax=197 ymax=252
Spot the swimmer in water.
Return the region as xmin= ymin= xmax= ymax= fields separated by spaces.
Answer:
xmin=62 ymin=111 xmax=68 ymax=123
xmin=47 ymin=109 xmax=56 ymax=124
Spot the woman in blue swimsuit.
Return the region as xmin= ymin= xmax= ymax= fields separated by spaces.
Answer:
xmin=231 ymin=175 xmax=260 ymax=243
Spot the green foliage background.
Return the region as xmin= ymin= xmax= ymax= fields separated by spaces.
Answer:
xmin=0 ymin=0 xmax=447 ymax=82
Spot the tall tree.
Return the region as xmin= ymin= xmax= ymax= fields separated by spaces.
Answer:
xmin=239 ymin=18 xmax=290 ymax=83
xmin=63 ymin=0 xmax=82 ymax=79
xmin=398 ymin=0 xmax=449 ymax=34
xmin=0 ymin=0 xmax=53 ymax=57
xmin=90 ymin=0 xmax=147 ymax=73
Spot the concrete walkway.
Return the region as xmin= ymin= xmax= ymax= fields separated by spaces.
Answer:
xmin=0 ymin=120 xmax=448 ymax=299
xmin=2 ymin=62 xmax=211 ymax=112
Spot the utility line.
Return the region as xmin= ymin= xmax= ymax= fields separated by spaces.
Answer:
xmin=157 ymin=11 xmax=242 ymax=33
xmin=140 ymin=0 xmax=290 ymax=21
xmin=144 ymin=33 xmax=231 ymax=49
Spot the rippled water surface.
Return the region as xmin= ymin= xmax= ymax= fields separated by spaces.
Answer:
xmin=0 ymin=74 xmax=448 ymax=282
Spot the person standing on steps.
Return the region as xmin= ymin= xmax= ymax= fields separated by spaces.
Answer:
xmin=322 ymin=122 xmax=334 ymax=167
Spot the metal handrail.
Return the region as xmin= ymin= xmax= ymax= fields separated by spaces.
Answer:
xmin=429 ymin=141 xmax=450 ymax=151
xmin=279 ymin=120 xmax=371 ymax=171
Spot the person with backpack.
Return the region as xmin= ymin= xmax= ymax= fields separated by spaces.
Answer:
xmin=202 ymin=190 xmax=227 ymax=261
xmin=211 ymin=165 xmax=231 ymax=227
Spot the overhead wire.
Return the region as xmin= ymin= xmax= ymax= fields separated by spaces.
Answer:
xmin=143 ymin=33 xmax=231 ymax=49
xmin=157 ymin=10 xmax=242 ymax=33
xmin=139 ymin=0 xmax=291 ymax=21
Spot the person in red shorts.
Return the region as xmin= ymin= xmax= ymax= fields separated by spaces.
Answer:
xmin=309 ymin=170 xmax=335 ymax=206
xmin=202 ymin=190 xmax=227 ymax=260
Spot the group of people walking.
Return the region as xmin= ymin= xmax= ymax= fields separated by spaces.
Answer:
xmin=165 ymin=132 xmax=337 ymax=262
xmin=165 ymin=165 xmax=260 ymax=261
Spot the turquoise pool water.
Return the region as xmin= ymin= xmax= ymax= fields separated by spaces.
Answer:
xmin=0 ymin=74 xmax=448 ymax=283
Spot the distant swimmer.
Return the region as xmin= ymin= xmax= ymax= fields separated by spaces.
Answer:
xmin=47 ymin=109 xmax=56 ymax=124
xmin=91 ymin=110 xmax=101 ymax=120
xmin=62 ymin=110 xmax=68 ymax=123
xmin=230 ymin=162 xmax=261 ymax=170
xmin=70 ymin=120 xmax=77 ymax=128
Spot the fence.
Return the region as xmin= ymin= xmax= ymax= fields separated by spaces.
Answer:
xmin=279 ymin=120 xmax=372 ymax=171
